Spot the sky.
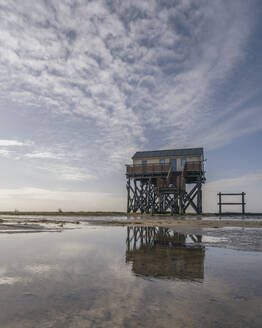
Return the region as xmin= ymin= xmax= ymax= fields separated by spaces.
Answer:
xmin=0 ymin=0 xmax=262 ymax=212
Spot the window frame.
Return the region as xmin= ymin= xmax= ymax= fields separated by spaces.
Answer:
xmin=181 ymin=158 xmax=187 ymax=167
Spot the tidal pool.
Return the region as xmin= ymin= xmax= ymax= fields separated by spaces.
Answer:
xmin=0 ymin=225 xmax=261 ymax=327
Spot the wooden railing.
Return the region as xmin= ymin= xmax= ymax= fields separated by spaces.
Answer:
xmin=126 ymin=161 xmax=203 ymax=176
xmin=126 ymin=163 xmax=172 ymax=176
xmin=184 ymin=161 xmax=202 ymax=172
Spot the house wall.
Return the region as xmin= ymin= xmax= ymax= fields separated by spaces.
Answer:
xmin=133 ymin=155 xmax=202 ymax=171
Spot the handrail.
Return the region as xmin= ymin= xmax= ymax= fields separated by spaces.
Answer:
xmin=126 ymin=163 xmax=172 ymax=175
xmin=126 ymin=160 xmax=203 ymax=175
xmin=184 ymin=161 xmax=202 ymax=171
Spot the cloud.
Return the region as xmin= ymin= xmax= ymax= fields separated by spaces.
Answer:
xmin=193 ymin=105 xmax=262 ymax=150
xmin=0 ymin=139 xmax=26 ymax=147
xmin=24 ymin=264 xmax=57 ymax=274
xmin=0 ymin=139 xmax=30 ymax=158
xmin=0 ymin=0 xmax=259 ymax=172
xmin=25 ymin=152 xmax=62 ymax=159
xmin=0 ymin=187 xmax=126 ymax=211
xmin=0 ymin=149 xmax=11 ymax=157
xmin=34 ymin=162 xmax=95 ymax=181
xmin=0 ymin=276 xmax=22 ymax=285
xmin=57 ymin=165 xmax=93 ymax=181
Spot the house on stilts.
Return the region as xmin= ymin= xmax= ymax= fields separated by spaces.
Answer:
xmin=126 ymin=147 xmax=205 ymax=214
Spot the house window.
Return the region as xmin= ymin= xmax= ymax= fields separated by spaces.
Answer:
xmin=170 ymin=159 xmax=177 ymax=171
xmin=181 ymin=158 xmax=186 ymax=167
xmin=159 ymin=159 xmax=165 ymax=164
xmin=142 ymin=160 xmax=147 ymax=165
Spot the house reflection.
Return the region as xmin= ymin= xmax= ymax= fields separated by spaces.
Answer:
xmin=126 ymin=226 xmax=205 ymax=281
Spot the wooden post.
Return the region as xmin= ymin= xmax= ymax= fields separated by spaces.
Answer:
xmin=179 ymin=194 xmax=183 ymax=215
xmin=242 ymin=192 xmax=245 ymax=215
xmin=199 ymin=187 xmax=202 ymax=213
xmin=218 ymin=192 xmax=222 ymax=215
xmin=197 ymin=182 xmax=202 ymax=214
xmin=127 ymin=178 xmax=130 ymax=213
xmin=149 ymin=178 xmax=154 ymax=215
xmin=127 ymin=227 xmax=130 ymax=252
xmin=171 ymin=196 xmax=174 ymax=215
xmin=134 ymin=179 xmax=138 ymax=212
xmin=134 ymin=228 xmax=137 ymax=250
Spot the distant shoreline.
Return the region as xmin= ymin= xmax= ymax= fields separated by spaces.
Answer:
xmin=0 ymin=211 xmax=262 ymax=217
xmin=1 ymin=214 xmax=262 ymax=230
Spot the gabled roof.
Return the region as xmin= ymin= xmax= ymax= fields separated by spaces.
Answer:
xmin=132 ymin=148 xmax=203 ymax=159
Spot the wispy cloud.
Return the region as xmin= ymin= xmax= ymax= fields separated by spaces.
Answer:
xmin=57 ymin=166 xmax=93 ymax=182
xmin=0 ymin=139 xmax=30 ymax=158
xmin=25 ymin=152 xmax=62 ymax=160
xmin=36 ymin=163 xmax=94 ymax=181
xmin=0 ymin=187 xmax=125 ymax=211
xmin=0 ymin=139 xmax=26 ymax=147
xmin=193 ymin=105 xmax=262 ymax=150
xmin=0 ymin=0 xmax=260 ymax=190
xmin=0 ymin=0 xmax=258 ymax=165
xmin=0 ymin=149 xmax=11 ymax=157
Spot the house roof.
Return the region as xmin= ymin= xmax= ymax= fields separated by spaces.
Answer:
xmin=132 ymin=147 xmax=203 ymax=159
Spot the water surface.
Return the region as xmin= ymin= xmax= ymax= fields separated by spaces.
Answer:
xmin=0 ymin=225 xmax=261 ymax=327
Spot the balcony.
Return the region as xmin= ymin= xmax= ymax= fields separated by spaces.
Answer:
xmin=184 ymin=161 xmax=203 ymax=172
xmin=126 ymin=163 xmax=172 ymax=177
xmin=126 ymin=161 xmax=204 ymax=179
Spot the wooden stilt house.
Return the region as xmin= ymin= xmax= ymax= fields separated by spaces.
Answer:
xmin=126 ymin=148 xmax=205 ymax=214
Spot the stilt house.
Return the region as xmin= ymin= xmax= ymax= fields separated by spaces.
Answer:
xmin=126 ymin=148 xmax=205 ymax=214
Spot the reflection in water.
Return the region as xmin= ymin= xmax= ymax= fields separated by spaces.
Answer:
xmin=126 ymin=226 xmax=205 ymax=281
xmin=0 ymin=226 xmax=262 ymax=327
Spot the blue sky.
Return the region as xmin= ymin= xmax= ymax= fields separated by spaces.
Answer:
xmin=0 ymin=0 xmax=262 ymax=212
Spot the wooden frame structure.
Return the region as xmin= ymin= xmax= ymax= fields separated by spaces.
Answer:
xmin=126 ymin=226 xmax=202 ymax=250
xmin=126 ymin=149 xmax=205 ymax=215
xmin=125 ymin=226 xmax=205 ymax=280
xmin=126 ymin=177 xmax=203 ymax=214
xmin=218 ymin=192 xmax=246 ymax=215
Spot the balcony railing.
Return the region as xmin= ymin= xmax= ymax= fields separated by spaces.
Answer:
xmin=126 ymin=161 xmax=203 ymax=176
xmin=184 ymin=161 xmax=203 ymax=172
xmin=126 ymin=163 xmax=172 ymax=176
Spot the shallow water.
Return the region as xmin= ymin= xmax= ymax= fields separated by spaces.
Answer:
xmin=1 ymin=214 xmax=262 ymax=222
xmin=0 ymin=225 xmax=262 ymax=327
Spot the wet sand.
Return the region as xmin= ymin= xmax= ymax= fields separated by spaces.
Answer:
xmin=1 ymin=215 xmax=262 ymax=232
xmin=96 ymin=217 xmax=262 ymax=228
